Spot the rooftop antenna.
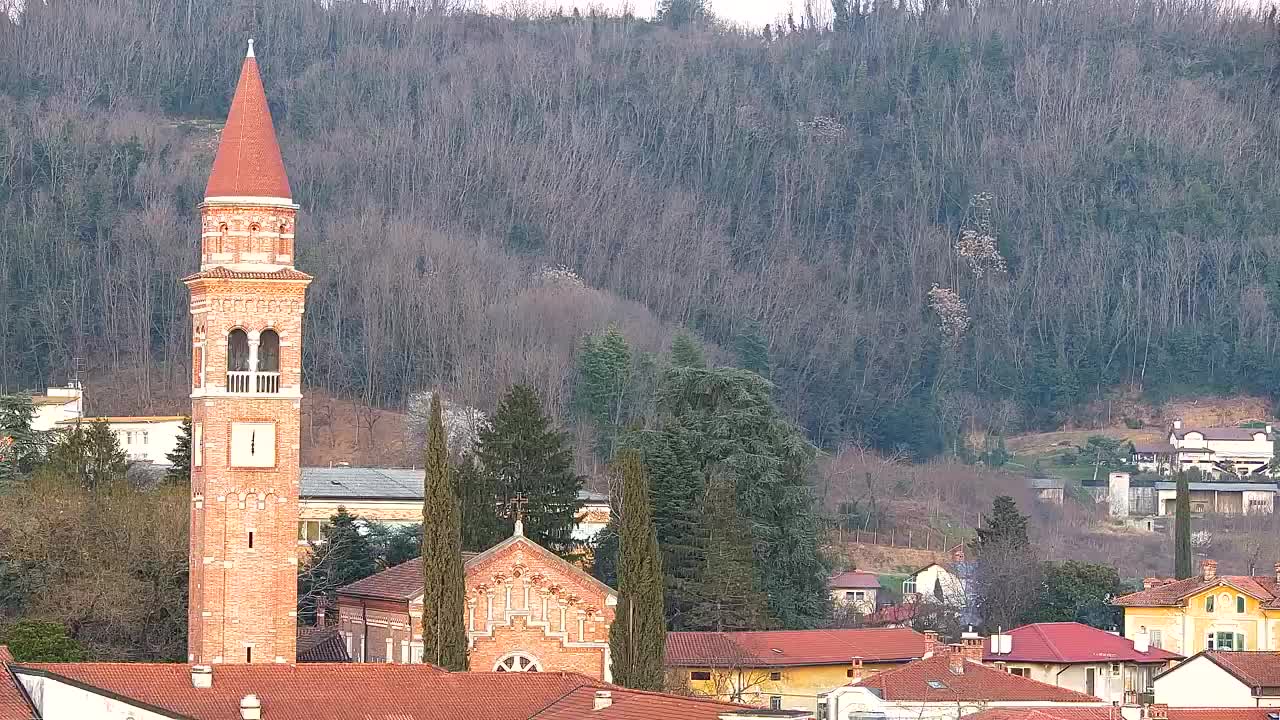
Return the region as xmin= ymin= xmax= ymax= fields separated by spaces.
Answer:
xmin=70 ymin=356 xmax=85 ymax=390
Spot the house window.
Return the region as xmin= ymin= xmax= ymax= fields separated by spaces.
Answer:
xmin=1008 ymin=668 xmax=1030 ymax=677
xmin=846 ymin=591 xmax=865 ymax=602
xmin=1207 ymin=632 xmax=1246 ymax=650
xmin=142 ymin=431 xmax=148 ymax=445
xmin=1110 ymin=662 xmax=1121 ymax=676
xmin=690 ymin=671 xmax=711 ymax=681
xmin=1206 ymin=595 xmax=1215 ymax=612
xmin=124 ymin=431 xmax=133 ymax=445
xmin=769 ymin=671 xmax=782 ymax=681
xmin=297 ymin=520 xmax=323 ymax=543
xmin=1237 ymin=595 xmax=1246 ymax=614
xmin=903 ymin=578 xmax=916 ymax=595
xmin=769 ymin=696 xmax=782 ymax=710
xmin=1150 ymin=629 xmax=1163 ymax=649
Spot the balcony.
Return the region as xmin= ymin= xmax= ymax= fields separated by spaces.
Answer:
xmin=226 ymin=371 xmax=280 ymax=394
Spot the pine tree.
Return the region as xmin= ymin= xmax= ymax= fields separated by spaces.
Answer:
xmin=973 ymin=495 xmax=1030 ymax=551
xmin=164 ymin=417 xmax=192 ymax=485
xmin=45 ymin=420 xmax=128 ymax=490
xmin=608 ymin=448 xmax=666 ymax=690
xmin=297 ymin=508 xmax=378 ymax=623
xmin=1175 ymin=470 xmax=1193 ymax=579
xmin=575 ymin=325 xmax=632 ymax=459
xmin=635 ymin=426 xmax=705 ymax=629
xmin=476 ymin=384 xmax=583 ymax=556
xmin=0 ymin=393 xmax=44 ymax=482
xmin=421 ymin=393 xmax=468 ymax=670
xmin=733 ymin=321 xmax=771 ymax=378
xmin=669 ymin=331 xmax=707 ymax=369
xmin=686 ymin=471 xmax=771 ymax=631
xmin=455 ymin=454 xmax=505 ymax=552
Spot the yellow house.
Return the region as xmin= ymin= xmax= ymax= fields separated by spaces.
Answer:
xmin=665 ymin=627 xmax=928 ymax=714
xmin=1115 ymin=559 xmax=1280 ymax=656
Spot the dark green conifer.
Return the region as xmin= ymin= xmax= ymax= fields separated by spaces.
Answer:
xmin=608 ymin=449 xmax=666 ymax=690
xmin=421 ymin=393 xmax=468 ymax=670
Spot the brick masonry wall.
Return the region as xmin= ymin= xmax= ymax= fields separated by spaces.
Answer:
xmin=188 ymin=201 xmax=310 ymax=665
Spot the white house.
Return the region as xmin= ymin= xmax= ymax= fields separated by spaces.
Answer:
xmin=1133 ymin=421 xmax=1276 ymax=478
xmin=58 ymin=416 xmax=186 ymax=466
xmin=29 ymin=384 xmax=84 ymax=432
xmin=1152 ymin=650 xmax=1280 ymax=708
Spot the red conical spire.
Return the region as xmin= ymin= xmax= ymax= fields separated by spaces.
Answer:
xmin=205 ymin=40 xmax=291 ymax=200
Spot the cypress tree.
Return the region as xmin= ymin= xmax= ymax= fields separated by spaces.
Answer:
xmin=421 ymin=393 xmax=468 ymax=670
xmin=1175 ymin=470 xmax=1193 ymax=579
xmin=476 ymin=384 xmax=583 ymax=556
xmin=164 ymin=417 xmax=192 ymax=485
xmin=608 ymin=448 xmax=666 ymax=690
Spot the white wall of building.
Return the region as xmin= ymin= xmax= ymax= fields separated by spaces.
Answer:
xmin=1153 ymin=655 xmax=1256 ymax=707
xmin=16 ymin=672 xmax=173 ymax=720
xmin=30 ymin=386 xmax=83 ymax=432
xmin=104 ymin=418 xmax=185 ymax=465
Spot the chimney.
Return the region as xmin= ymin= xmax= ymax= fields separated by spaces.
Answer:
xmin=922 ymin=631 xmax=939 ymax=658
xmin=849 ymin=656 xmax=864 ymax=684
xmin=191 ymin=665 xmax=213 ymax=689
xmin=1143 ymin=577 xmax=1159 ymax=590
xmin=1267 ymin=424 xmax=1273 ymax=435
xmin=1202 ymin=559 xmax=1217 ymax=581
xmin=1134 ymin=629 xmax=1150 ymax=654
xmin=240 ymin=694 xmax=262 ymax=720
xmin=947 ymin=644 xmax=966 ymax=674
xmin=1145 ymin=704 xmax=1169 ymax=720
xmin=593 ymin=690 xmax=613 ymax=711
xmin=1173 ymin=420 xmax=1182 ymax=430
xmin=960 ymin=628 xmax=984 ymax=661
xmin=316 ymin=600 xmax=326 ymax=626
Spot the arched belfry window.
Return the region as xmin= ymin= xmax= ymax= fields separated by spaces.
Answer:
xmin=259 ymin=329 xmax=280 ymax=372
xmin=227 ymin=329 xmax=250 ymax=372
xmin=493 ymin=652 xmax=541 ymax=672
xmin=213 ymin=223 xmax=227 ymax=254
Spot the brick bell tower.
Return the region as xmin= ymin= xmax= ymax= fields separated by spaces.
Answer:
xmin=185 ymin=40 xmax=310 ymax=665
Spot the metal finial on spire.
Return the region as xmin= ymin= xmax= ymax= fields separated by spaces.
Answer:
xmin=247 ymin=39 xmax=255 ymax=58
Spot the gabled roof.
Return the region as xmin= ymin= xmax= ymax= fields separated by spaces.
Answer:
xmin=665 ymin=628 xmax=925 ymax=668
xmin=829 ymin=571 xmax=881 ymax=590
xmin=1173 ymin=426 xmax=1269 ymax=441
xmin=336 ymin=553 xmax=478 ymax=601
xmin=853 ymin=653 xmax=1101 ymax=703
xmin=1113 ymin=574 xmax=1280 ymax=609
xmin=1131 ymin=441 xmax=1176 ymax=454
xmin=0 ymin=647 xmax=34 ymax=720
xmin=983 ymin=622 xmax=1181 ymax=664
xmin=9 ymin=664 xmax=755 ymax=720
xmin=1157 ymin=650 xmax=1280 ymax=689
xmin=182 ymin=267 xmax=313 ymax=282
xmin=296 ymin=626 xmax=350 ymax=663
xmin=967 ymin=709 xmax=1277 ymax=720
xmin=205 ymin=43 xmax=291 ymax=200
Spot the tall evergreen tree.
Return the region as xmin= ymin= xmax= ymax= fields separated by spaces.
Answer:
xmin=972 ymin=495 xmax=1040 ymax=632
xmin=635 ymin=426 xmax=705 ymax=628
xmin=575 ymin=325 xmax=632 ymax=459
xmin=608 ymin=448 xmax=666 ymax=690
xmin=973 ymin=495 xmax=1030 ymax=551
xmin=420 ymin=393 xmax=468 ymax=670
xmin=669 ymin=331 xmax=707 ymax=369
xmin=0 ymin=393 xmax=44 ymax=482
xmin=455 ymin=454 xmax=505 ymax=552
xmin=297 ymin=508 xmax=378 ymax=624
xmin=44 ymin=420 xmax=128 ymax=490
xmin=476 ymin=384 xmax=583 ymax=556
xmin=164 ymin=417 xmax=192 ymax=485
xmin=1175 ymin=471 xmax=1193 ymax=579
xmin=733 ymin=321 xmax=771 ymax=378
xmin=685 ymin=471 xmax=771 ymax=631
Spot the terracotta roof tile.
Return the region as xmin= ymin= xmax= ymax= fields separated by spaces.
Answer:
xmin=0 ymin=646 xmax=33 ymax=720
xmin=296 ymin=626 xmax=350 ymax=663
xmin=1201 ymin=651 xmax=1280 ymax=687
xmin=205 ymin=48 xmax=291 ymax=200
xmin=10 ymin=664 xmax=761 ymax=720
xmin=183 ymin=267 xmax=313 ymax=282
xmin=665 ymin=628 xmax=925 ymax=667
xmin=829 ymin=571 xmax=882 ymax=589
xmin=1114 ymin=575 xmax=1280 ymax=609
xmin=982 ymin=622 xmax=1181 ymax=664
xmin=338 ymin=554 xmax=477 ymax=601
xmin=853 ymin=653 xmax=1102 ymax=702
xmin=966 ymin=709 xmax=1127 ymax=720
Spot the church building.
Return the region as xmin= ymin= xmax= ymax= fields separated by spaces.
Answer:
xmin=185 ymin=39 xmax=311 ymax=665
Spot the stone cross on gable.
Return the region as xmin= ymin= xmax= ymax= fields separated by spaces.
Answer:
xmin=505 ymin=493 xmax=529 ymax=536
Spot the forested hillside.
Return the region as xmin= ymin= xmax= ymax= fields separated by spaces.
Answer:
xmin=3 ymin=0 xmax=1280 ymax=457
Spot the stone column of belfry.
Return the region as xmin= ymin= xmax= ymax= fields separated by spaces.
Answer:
xmin=185 ymin=39 xmax=311 ymax=665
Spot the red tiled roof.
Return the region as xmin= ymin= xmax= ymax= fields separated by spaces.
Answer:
xmin=853 ymin=653 xmax=1102 ymax=702
xmin=983 ymin=622 xmax=1181 ymax=664
xmin=829 ymin=571 xmax=882 ymax=589
xmin=296 ymin=626 xmax=350 ymax=663
xmin=1164 ymin=711 xmax=1280 ymax=720
xmin=10 ymin=664 xmax=757 ymax=720
xmin=183 ymin=267 xmax=313 ymax=282
xmin=339 ymin=555 xmax=472 ymax=601
xmin=666 ymin=628 xmax=925 ymax=668
xmin=1197 ymin=651 xmax=1280 ymax=687
xmin=205 ymin=46 xmax=291 ymax=200
xmin=1113 ymin=575 xmax=1280 ymax=609
xmin=0 ymin=646 xmax=34 ymax=720
xmin=966 ymin=709 xmax=1126 ymax=720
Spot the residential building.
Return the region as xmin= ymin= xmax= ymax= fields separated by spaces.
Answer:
xmin=665 ymin=627 xmax=927 ymax=713
xmin=1114 ymin=559 xmax=1280 ymax=656
xmin=905 ymin=546 xmax=978 ymax=625
xmin=297 ymin=465 xmax=610 ymax=545
xmin=829 ymin=570 xmax=881 ymax=611
xmin=1131 ymin=421 xmax=1275 ymax=478
xmin=967 ymin=707 xmax=1280 ymax=720
xmin=1151 ymin=650 xmax=1280 ymax=708
xmin=982 ymin=622 xmax=1181 ymax=704
xmin=820 ymin=639 xmax=1106 ymax=719
xmin=185 ymin=40 xmax=311 ymax=666
xmin=1152 ymin=479 xmax=1276 ymax=516
xmin=2 ymin=652 xmax=808 ymax=720
xmin=57 ymin=416 xmax=185 ymax=465
xmin=334 ymin=520 xmax=616 ymax=677
xmin=28 ymin=385 xmax=83 ymax=432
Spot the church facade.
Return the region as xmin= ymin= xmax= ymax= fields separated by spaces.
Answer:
xmin=335 ymin=526 xmax=617 ymax=679
xmin=185 ymin=40 xmax=311 ymax=665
